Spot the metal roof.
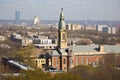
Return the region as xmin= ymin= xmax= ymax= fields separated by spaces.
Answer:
xmin=104 ymin=45 xmax=120 ymax=54
xmin=72 ymin=44 xmax=120 ymax=54
xmin=49 ymin=44 xmax=120 ymax=56
xmin=72 ymin=44 xmax=98 ymax=53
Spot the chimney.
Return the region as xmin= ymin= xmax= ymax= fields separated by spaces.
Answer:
xmin=99 ymin=45 xmax=104 ymax=52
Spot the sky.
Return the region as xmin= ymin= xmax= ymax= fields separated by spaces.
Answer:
xmin=0 ymin=0 xmax=120 ymax=21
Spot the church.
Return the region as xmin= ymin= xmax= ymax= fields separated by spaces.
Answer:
xmin=47 ymin=8 xmax=120 ymax=72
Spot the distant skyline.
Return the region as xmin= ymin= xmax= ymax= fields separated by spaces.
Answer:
xmin=0 ymin=0 xmax=120 ymax=21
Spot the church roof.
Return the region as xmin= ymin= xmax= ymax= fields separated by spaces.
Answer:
xmin=49 ymin=44 xmax=120 ymax=56
xmin=49 ymin=48 xmax=68 ymax=56
xmin=72 ymin=44 xmax=120 ymax=54
xmin=104 ymin=45 xmax=120 ymax=54
xmin=72 ymin=45 xmax=98 ymax=53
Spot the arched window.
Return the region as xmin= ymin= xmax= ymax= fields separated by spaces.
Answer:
xmin=69 ymin=59 xmax=73 ymax=68
xmin=64 ymin=59 xmax=66 ymax=64
xmin=76 ymin=59 xmax=78 ymax=65
xmin=86 ymin=58 xmax=88 ymax=65
xmin=81 ymin=58 xmax=84 ymax=64
xmin=62 ymin=34 xmax=66 ymax=41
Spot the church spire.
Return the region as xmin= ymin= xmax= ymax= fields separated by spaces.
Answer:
xmin=60 ymin=8 xmax=64 ymax=18
xmin=61 ymin=8 xmax=63 ymax=12
xmin=58 ymin=8 xmax=67 ymax=49
xmin=59 ymin=8 xmax=66 ymax=30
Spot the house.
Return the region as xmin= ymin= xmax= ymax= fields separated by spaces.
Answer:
xmin=0 ymin=35 xmax=7 ymax=41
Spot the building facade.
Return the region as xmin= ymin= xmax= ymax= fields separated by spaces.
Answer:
xmin=48 ymin=8 xmax=120 ymax=72
xmin=15 ymin=11 xmax=20 ymax=22
xmin=33 ymin=38 xmax=57 ymax=49
xmin=96 ymin=25 xmax=116 ymax=34
xmin=21 ymin=38 xmax=33 ymax=46
xmin=33 ymin=16 xmax=40 ymax=26
xmin=0 ymin=35 xmax=7 ymax=42
xmin=66 ymin=24 xmax=81 ymax=31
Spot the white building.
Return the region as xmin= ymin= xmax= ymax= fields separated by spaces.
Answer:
xmin=66 ymin=24 xmax=81 ymax=30
xmin=111 ymin=27 xmax=116 ymax=34
xmin=96 ymin=25 xmax=116 ymax=34
xmin=33 ymin=38 xmax=52 ymax=44
xmin=11 ymin=33 xmax=22 ymax=40
xmin=0 ymin=35 xmax=7 ymax=41
xmin=102 ymin=27 xmax=116 ymax=34
xmin=33 ymin=38 xmax=57 ymax=49
xmin=21 ymin=38 xmax=33 ymax=46
xmin=10 ymin=33 xmax=33 ymax=46
xmin=66 ymin=24 xmax=72 ymax=30
xmin=102 ymin=27 xmax=110 ymax=33
xmin=96 ymin=25 xmax=108 ymax=32
xmin=34 ymin=16 xmax=40 ymax=25
xmin=0 ymin=44 xmax=11 ymax=48
xmin=84 ymin=25 xmax=96 ymax=30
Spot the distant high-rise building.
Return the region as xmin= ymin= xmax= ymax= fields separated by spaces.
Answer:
xmin=15 ymin=11 xmax=20 ymax=22
xmin=111 ymin=27 xmax=116 ymax=34
xmin=102 ymin=27 xmax=116 ymax=34
xmin=34 ymin=16 xmax=40 ymax=25
xmin=66 ymin=24 xmax=81 ymax=31
xmin=102 ymin=27 xmax=110 ymax=33
xmin=96 ymin=25 xmax=108 ymax=32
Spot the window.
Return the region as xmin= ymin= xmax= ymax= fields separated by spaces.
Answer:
xmin=86 ymin=58 xmax=88 ymax=65
xmin=50 ymin=46 xmax=52 ymax=48
xmin=96 ymin=58 xmax=99 ymax=62
xmin=56 ymin=59 xmax=58 ymax=64
xmin=70 ymin=59 xmax=73 ymax=64
xmin=62 ymin=34 xmax=66 ymax=41
xmin=70 ymin=59 xmax=73 ymax=68
xmin=64 ymin=59 xmax=66 ymax=64
xmin=81 ymin=58 xmax=84 ymax=64
xmin=76 ymin=59 xmax=78 ymax=65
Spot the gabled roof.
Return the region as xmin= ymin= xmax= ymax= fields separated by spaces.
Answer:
xmin=49 ymin=50 xmax=60 ymax=56
xmin=72 ymin=45 xmax=98 ymax=53
xmin=49 ymin=48 xmax=68 ymax=57
xmin=59 ymin=48 xmax=68 ymax=56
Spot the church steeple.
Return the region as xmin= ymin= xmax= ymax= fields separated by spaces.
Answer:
xmin=58 ymin=8 xmax=67 ymax=49
xmin=59 ymin=8 xmax=66 ymax=30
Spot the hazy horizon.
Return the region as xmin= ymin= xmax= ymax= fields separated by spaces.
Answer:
xmin=0 ymin=0 xmax=120 ymax=21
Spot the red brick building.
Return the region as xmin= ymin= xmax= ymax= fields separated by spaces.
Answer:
xmin=48 ymin=8 xmax=120 ymax=72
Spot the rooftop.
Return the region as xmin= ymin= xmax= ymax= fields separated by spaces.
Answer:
xmin=50 ymin=44 xmax=120 ymax=56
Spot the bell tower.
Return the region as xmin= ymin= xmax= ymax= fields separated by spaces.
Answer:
xmin=58 ymin=8 xmax=68 ymax=49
